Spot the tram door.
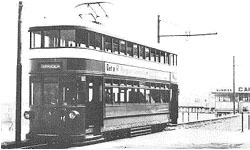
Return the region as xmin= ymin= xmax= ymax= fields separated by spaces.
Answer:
xmin=170 ymin=84 xmax=178 ymax=124
xmin=86 ymin=76 xmax=103 ymax=135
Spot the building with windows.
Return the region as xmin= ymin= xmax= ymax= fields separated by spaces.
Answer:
xmin=211 ymin=87 xmax=250 ymax=114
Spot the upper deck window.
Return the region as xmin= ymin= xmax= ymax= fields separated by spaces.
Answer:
xmin=139 ymin=45 xmax=145 ymax=59
xmin=60 ymin=30 xmax=76 ymax=47
xmin=120 ymin=40 xmax=126 ymax=55
xmin=29 ymin=27 xmax=177 ymax=66
xmin=31 ymin=31 xmax=42 ymax=48
xmin=133 ymin=44 xmax=138 ymax=58
xmin=44 ymin=30 xmax=59 ymax=48
xmin=126 ymin=42 xmax=133 ymax=57
xmin=31 ymin=29 xmax=76 ymax=48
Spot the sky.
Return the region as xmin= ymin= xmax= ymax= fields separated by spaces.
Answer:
xmin=1 ymin=0 xmax=250 ymax=106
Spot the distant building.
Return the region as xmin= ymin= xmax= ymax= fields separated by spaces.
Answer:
xmin=211 ymin=86 xmax=250 ymax=114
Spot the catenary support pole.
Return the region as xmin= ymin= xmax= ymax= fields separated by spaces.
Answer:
xmin=242 ymin=112 xmax=244 ymax=132
xmin=157 ymin=15 xmax=160 ymax=43
xmin=233 ymin=56 xmax=235 ymax=114
xmin=16 ymin=1 xmax=23 ymax=143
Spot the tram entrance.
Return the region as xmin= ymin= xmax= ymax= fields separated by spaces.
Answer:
xmin=85 ymin=76 xmax=103 ymax=135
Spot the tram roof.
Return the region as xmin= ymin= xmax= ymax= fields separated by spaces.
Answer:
xmin=29 ymin=24 xmax=177 ymax=55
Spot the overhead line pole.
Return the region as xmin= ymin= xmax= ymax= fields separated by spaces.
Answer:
xmin=16 ymin=1 xmax=23 ymax=143
xmin=157 ymin=15 xmax=160 ymax=43
xmin=233 ymin=56 xmax=236 ymax=114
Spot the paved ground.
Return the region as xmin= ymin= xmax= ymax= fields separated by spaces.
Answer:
xmin=74 ymin=114 xmax=250 ymax=149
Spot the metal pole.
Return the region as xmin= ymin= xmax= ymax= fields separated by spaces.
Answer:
xmin=16 ymin=1 xmax=23 ymax=143
xmin=248 ymin=114 xmax=250 ymax=130
xmin=157 ymin=15 xmax=160 ymax=43
xmin=233 ymin=56 xmax=235 ymax=114
xmin=242 ymin=112 xmax=244 ymax=132
xmin=182 ymin=112 xmax=184 ymax=123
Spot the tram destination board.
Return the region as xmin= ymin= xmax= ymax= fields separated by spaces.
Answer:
xmin=39 ymin=62 xmax=62 ymax=71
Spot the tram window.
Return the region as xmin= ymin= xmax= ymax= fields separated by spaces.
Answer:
xmin=175 ymin=54 xmax=178 ymax=66
xmin=89 ymin=31 xmax=95 ymax=49
xmin=150 ymin=49 xmax=156 ymax=62
xmin=128 ymin=88 xmax=137 ymax=103
xmin=120 ymin=40 xmax=126 ymax=55
xmin=134 ymin=81 xmax=139 ymax=87
xmin=164 ymin=90 xmax=170 ymax=103
xmin=168 ymin=54 xmax=172 ymax=65
xmin=95 ymin=33 xmax=102 ymax=50
xmin=76 ymin=29 xmax=88 ymax=48
xmin=44 ymin=30 xmax=59 ymax=48
xmin=127 ymin=88 xmax=132 ymax=102
xmin=161 ymin=84 xmax=165 ymax=89
xmin=151 ymin=89 xmax=161 ymax=103
xmin=76 ymin=82 xmax=85 ymax=105
xmin=151 ymin=83 xmax=155 ymax=89
xmin=133 ymin=44 xmax=139 ymax=58
xmin=127 ymin=80 xmax=133 ymax=87
xmin=145 ymin=47 xmax=150 ymax=60
xmin=139 ymin=45 xmax=145 ymax=59
xmin=126 ymin=42 xmax=133 ymax=57
xmin=113 ymin=79 xmax=119 ymax=86
xmin=31 ymin=82 xmax=42 ymax=106
xmin=112 ymin=38 xmax=119 ymax=54
xmin=120 ymin=80 xmax=126 ymax=87
xmin=60 ymin=30 xmax=76 ymax=47
xmin=105 ymin=88 xmax=113 ymax=104
xmin=165 ymin=53 xmax=170 ymax=65
xmin=104 ymin=36 xmax=112 ymax=52
xmin=146 ymin=89 xmax=150 ymax=103
xmin=157 ymin=50 xmax=161 ymax=62
xmin=160 ymin=52 xmax=165 ymax=63
xmin=120 ymin=89 xmax=126 ymax=103
xmin=139 ymin=89 xmax=145 ymax=103
xmin=87 ymin=76 xmax=94 ymax=103
xmin=31 ymin=31 xmax=42 ymax=48
xmin=113 ymin=88 xmax=119 ymax=103
xmin=44 ymin=83 xmax=59 ymax=105
xmin=172 ymin=54 xmax=175 ymax=66
xmin=105 ymin=79 xmax=112 ymax=86
xmin=62 ymin=82 xmax=77 ymax=105
xmin=156 ymin=83 xmax=161 ymax=89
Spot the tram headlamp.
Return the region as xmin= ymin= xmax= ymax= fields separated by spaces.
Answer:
xmin=69 ymin=110 xmax=80 ymax=120
xmin=24 ymin=111 xmax=34 ymax=119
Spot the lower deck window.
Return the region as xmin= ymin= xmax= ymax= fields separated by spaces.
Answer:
xmin=104 ymin=78 xmax=170 ymax=105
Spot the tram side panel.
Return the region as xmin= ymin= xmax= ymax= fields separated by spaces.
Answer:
xmin=102 ymin=102 xmax=171 ymax=131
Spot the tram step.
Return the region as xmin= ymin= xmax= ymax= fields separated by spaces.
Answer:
xmin=168 ymin=123 xmax=178 ymax=127
xmin=130 ymin=126 xmax=152 ymax=137
xmin=130 ymin=131 xmax=152 ymax=137
xmin=73 ymin=136 xmax=104 ymax=147
xmin=130 ymin=125 xmax=151 ymax=131
xmin=130 ymin=128 xmax=152 ymax=134
xmin=85 ymin=134 xmax=103 ymax=141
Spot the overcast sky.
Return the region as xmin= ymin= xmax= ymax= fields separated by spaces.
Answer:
xmin=1 ymin=0 xmax=250 ymax=105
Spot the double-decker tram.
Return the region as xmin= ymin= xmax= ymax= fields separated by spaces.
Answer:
xmin=24 ymin=25 xmax=178 ymax=142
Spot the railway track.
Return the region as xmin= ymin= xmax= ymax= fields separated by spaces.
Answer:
xmin=2 ymin=115 xmax=238 ymax=149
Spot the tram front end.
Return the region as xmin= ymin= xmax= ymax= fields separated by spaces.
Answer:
xmin=24 ymin=59 xmax=86 ymax=142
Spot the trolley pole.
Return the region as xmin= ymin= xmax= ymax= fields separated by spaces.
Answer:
xmin=157 ymin=15 xmax=160 ymax=43
xmin=233 ymin=56 xmax=235 ymax=114
xmin=16 ymin=1 xmax=23 ymax=143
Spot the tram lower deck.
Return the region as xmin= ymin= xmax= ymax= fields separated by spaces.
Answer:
xmin=25 ymin=58 xmax=178 ymax=142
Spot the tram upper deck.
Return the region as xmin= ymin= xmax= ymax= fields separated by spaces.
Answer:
xmin=29 ymin=25 xmax=177 ymax=75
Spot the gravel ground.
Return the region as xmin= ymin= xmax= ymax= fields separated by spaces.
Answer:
xmin=74 ymin=113 xmax=250 ymax=149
